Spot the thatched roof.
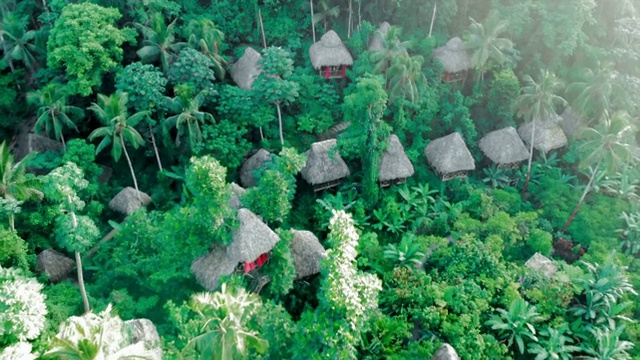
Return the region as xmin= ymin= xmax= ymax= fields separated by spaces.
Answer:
xmin=239 ymin=149 xmax=272 ymax=188
xmin=433 ymin=37 xmax=472 ymax=73
xmin=290 ymin=230 xmax=326 ymax=279
xmin=432 ymin=344 xmax=460 ymax=360
xmin=123 ymin=319 xmax=162 ymax=360
xmin=227 ymin=208 xmax=280 ymax=263
xmin=230 ymin=47 xmax=262 ymax=90
xmin=190 ymin=245 xmax=238 ymax=291
xmin=309 ymin=30 xmax=354 ymax=69
xmin=108 ymin=187 xmax=151 ymax=215
xmin=12 ymin=133 xmax=63 ymax=161
xmin=368 ymin=21 xmax=390 ymax=52
xmin=525 ymin=252 xmax=558 ymax=278
xmin=559 ymin=107 xmax=585 ymax=137
xmin=229 ymin=182 xmax=246 ymax=210
xmin=301 ymin=139 xmax=350 ymax=185
xmin=424 ymin=132 xmax=475 ymax=176
xmin=379 ymin=134 xmax=414 ymax=182
xmin=517 ymin=118 xmax=568 ymax=153
xmin=37 ymin=249 xmax=75 ymax=283
xmin=479 ymin=127 xmax=530 ymax=166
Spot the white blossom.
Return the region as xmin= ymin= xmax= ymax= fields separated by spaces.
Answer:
xmin=0 ymin=341 xmax=37 ymax=360
xmin=0 ymin=267 xmax=47 ymax=342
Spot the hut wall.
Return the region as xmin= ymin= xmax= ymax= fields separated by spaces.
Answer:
xmin=320 ymin=65 xmax=348 ymax=79
xmin=443 ymin=70 xmax=467 ymax=83
xmin=243 ymin=252 xmax=269 ymax=274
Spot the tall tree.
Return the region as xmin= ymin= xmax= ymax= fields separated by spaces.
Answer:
xmin=0 ymin=13 xmax=39 ymax=74
xmin=386 ymin=53 xmax=426 ymax=105
xmin=516 ymin=70 xmax=567 ymax=193
xmin=312 ymin=0 xmax=340 ymax=31
xmin=566 ymin=61 xmax=624 ymax=124
xmin=463 ymin=13 xmax=514 ymax=82
xmin=135 ymin=12 xmax=185 ymax=74
xmin=369 ymin=25 xmax=410 ymax=74
xmin=26 ymin=83 xmax=83 ymax=152
xmin=253 ymin=47 xmax=299 ymax=146
xmin=562 ymin=111 xmax=638 ymax=232
xmin=88 ymin=93 xmax=147 ymax=194
xmin=165 ymin=87 xmax=214 ymax=152
xmin=185 ymin=18 xmax=226 ymax=79
xmin=0 ymin=141 xmax=42 ymax=231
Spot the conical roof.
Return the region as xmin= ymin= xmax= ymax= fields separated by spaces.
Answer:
xmin=230 ymin=47 xmax=262 ymax=90
xmin=424 ymin=132 xmax=475 ymax=176
xmin=301 ymin=139 xmax=350 ymax=185
xmin=379 ymin=134 xmax=414 ymax=182
xmin=479 ymin=127 xmax=529 ymax=166
xmin=309 ymin=30 xmax=354 ymax=69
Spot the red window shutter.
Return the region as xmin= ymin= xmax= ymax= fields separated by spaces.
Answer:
xmin=342 ymin=65 xmax=346 ymax=78
xmin=243 ymin=262 xmax=252 ymax=274
xmin=325 ymin=67 xmax=330 ymax=79
xmin=256 ymin=253 xmax=267 ymax=267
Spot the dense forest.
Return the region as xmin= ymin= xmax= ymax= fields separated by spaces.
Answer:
xmin=1 ymin=0 xmax=640 ymax=358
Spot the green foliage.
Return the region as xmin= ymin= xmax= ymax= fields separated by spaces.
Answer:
xmin=168 ymin=48 xmax=216 ymax=93
xmin=383 ymin=235 xmax=425 ymax=269
xmin=0 ymin=227 xmax=28 ymax=269
xmin=60 ymin=140 xmax=104 ymax=198
xmin=526 ymin=228 xmax=553 ymax=257
xmin=115 ymin=62 xmax=168 ymax=113
xmin=196 ymin=119 xmax=250 ymax=170
xmin=247 ymin=300 xmax=294 ymax=359
xmin=486 ymin=69 xmax=520 ymax=129
xmin=46 ymin=3 xmax=136 ymax=95
xmin=54 ymin=214 xmax=99 ymax=253
xmin=485 ymin=298 xmax=544 ymax=354
xmin=264 ymin=229 xmax=296 ymax=298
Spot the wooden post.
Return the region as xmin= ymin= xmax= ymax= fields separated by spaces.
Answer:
xmin=258 ymin=8 xmax=267 ymax=49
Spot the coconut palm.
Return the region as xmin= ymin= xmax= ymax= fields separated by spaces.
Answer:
xmin=485 ymin=298 xmax=544 ymax=354
xmin=185 ymin=19 xmax=226 ymax=79
xmin=566 ymin=61 xmax=624 ymax=124
xmin=386 ymin=53 xmax=426 ymax=105
xmin=88 ymin=93 xmax=148 ymax=195
xmin=369 ymin=25 xmax=410 ymax=74
xmin=135 ymin=13 xmax=186 ymax=73
xmin=312 ymin=0 xmax=340 ymax=31
xmin=165 ymin=89 xmax=213 ymax=151
xmin=26 ymin=83 xmax=83 ymax=152
xmin=0 ymin=141 xmax=43 ymax=231
xmin=463 ymin=13 xmax=514 ymax=82
xmin=562 ymin=111 xmax=637 ymax=232
xmin=516 ymin=70 xmax=567 ymax=193
xmin=0 ymin=13 xmax=39 ymax=73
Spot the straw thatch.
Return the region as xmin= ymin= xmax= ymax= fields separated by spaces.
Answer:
xmin=559 ymin=107 xmax=585 ymax=137
xmin=239 ymin=149 xmax=272 ymax=188
xmin=108 ymin=187 xmax=151 ymax=215
xmin=517 ymin=118 xmax=568 ymax=153
xmin=424 ymin=132 xmax=475 ymax=180
xmin=309 ymin=30 xmax=354 ymax=69
xmin=229 ymin=182 xmax=246 ymax=210
xmin=379 ymin=134 xmax=414 ymax=184
xmin=37 ymin=249 xmax=75 ymax=283
xmin=479 ymin=127 xmax=530 ymax=167
xmin=123 ymin=319 xmax=162 ymax=360
xmin=227 ymin=208 xmax=280 ymax=263
xmin=432 ymin=37 xmax=472 ymax=74
xmin=432 ymin=344 xmax=460 ymax=360
xmin=318 ymin=121 xmax=351 ymax=141
xmin=368 ymin=22 xmax=390 ymax=52
xmin=191 ymin=245 xmax=238 ymax=291
xmin=525 ymin=252 xmax=558 ymax=278
xmin=301 ymin=139 xmax=351 ymax=189
xmin=230 ymin=47 xmax=262 ymax=90
xmin=290 ymin=230 xmax=326 ymax=279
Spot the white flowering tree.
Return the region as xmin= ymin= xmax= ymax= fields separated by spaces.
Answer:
xmin=44 ymin=304 xmax=154 ymax=360
xmin=0 ymin=266 xmax=47 ymax=359
xmin=295 ymin=210 xmax=382 ymax=359
xmin=43 ymin=162 xmax=99 ymax=313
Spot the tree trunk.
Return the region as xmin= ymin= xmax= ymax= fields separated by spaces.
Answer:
xmin=429 ymin=2 xmax=437 ymax=38
xmin=311 ymin=0 xmax=316 ymax=43
xmin=61 ymin=133 xmax=67 ymax=153
xmin=521 ymin=119 xmax=536 ymax=194
xmin=259 ymin=127 xmax=264 ymax=141
xmin=258 ymin=8 xmax=267 ymax=49
xmin=148 ymin=123 xmax=163 ymax=171
xmin=8 ymin=214 xmax=14 ymax=231
xmin=562 ymin=163 xmax=601 ymax=233
xmin=75 ymin=251 xmax=90 ymax=313
xmin=348 ymin=0 xmax=353 ymax=38
xmin=276 ymin=102 xmax=284 ymax=146
xmin=357 ymin=0 xmax=361 ymax=31
xmin=120 ymin=133 xmax=141 ymax=202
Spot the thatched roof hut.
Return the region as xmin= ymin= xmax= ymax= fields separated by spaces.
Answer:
xmin=37 ymin=249 xmax=75 ymax=283
xmin=309 ymin=30 xmax=354 ymax=70
xmin=559 ymin=107 xmax=585 ymax=137
xmin=229 ymin=182 xmax=246 ymax=210
xmin=479 ymin=127 xmax=530 ymax=168
xmin=432 ymin=37 xmax=471 ymax=82
xmin=379 ymin=134 xmax=414 ymax=186
xmin=301 ymin=139 xmax=351 ymax=191
xmin=239 ymin=149 xmax=272 ymax=188
xmin=517 ymin=118 xmax=568 ymax=153
xmin=525 ymin=252 xmax=558 ymax=278
xmin=424 ymin=132 xmax=475 ymax=180
xmin=432 ymin=344 xmax=460 ymax=360
xmin=230 ymin=47 xmax=262 ymax=90
xmin=368 ymin=22 xmax=390 ymax=52
xmin=227 ymin=208 xmax=280 ymax=263
xmin=290 ymin=230 xmax=326 ymax=279
xmin=123 ymin=319 xmax=162 ymax=360
xmin=190 ymin=245 xmax=238 ymax=291
xmin=108 ymin=187 xmax=151 ymax=215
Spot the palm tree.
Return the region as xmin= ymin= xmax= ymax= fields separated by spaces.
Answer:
xmin=386 ymin=53 xmax=426 ymax=105
xmin=26 ymin=83 xmax=83 ymax=152
xmin=312 ymin=0 xmax=340 ymax=32
xmin=516 ymin=70 xmax=567 ymax=193
xmin=185 ymin=19 xmax=226 ymax=79
xmin=88 ymin=93 xmax=148 ymax=195
xmin=0 ymin=141 xmax=42 ymax=231
xmin=485 ymin=298 xmax=544 ymax=354
xmin=463 ymin=13 xmax=514 ymax=82
xmin=566 ymin=61 xmax=624 ymax=124
xmin=135 ymin=13 xmax=186 ymax=73
xmin=0 ymin=13 xmax=39 ymax=73
xmin=165 ymin=90 xmax=213 ymax=151
xmin=185 ymin=284 xmax=267 ymax=359
xmin=369 ymin=25 xmax=410 ymax=74
xmin=562 ymin=111 xmax=637 ymax=232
